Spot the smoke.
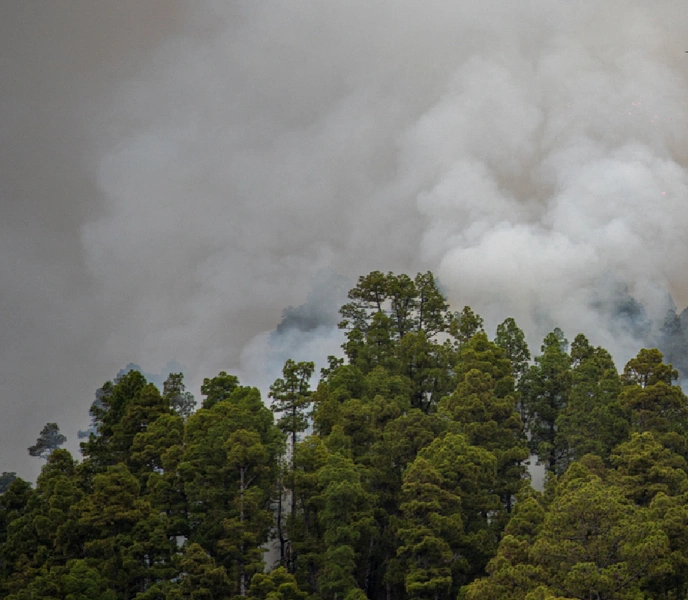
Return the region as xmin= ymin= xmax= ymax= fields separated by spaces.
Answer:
xmin=239 ymin=271 xmax=349 ymax=394
xmin=2 ymin=1 xmax=688 ymax=478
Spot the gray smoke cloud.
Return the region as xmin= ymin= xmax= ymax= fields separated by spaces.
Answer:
xmin=239 ymin=270 xmax=349 ymax=394
xmin=2 ymin=0 xmax=688 ymax=478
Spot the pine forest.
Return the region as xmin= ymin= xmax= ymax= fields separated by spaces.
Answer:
xmin=4 ymin=271 xmax=688 ymax=600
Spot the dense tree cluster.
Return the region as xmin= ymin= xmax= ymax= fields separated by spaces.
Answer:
xmin=4 ymin=271 xmax=688 ymax=599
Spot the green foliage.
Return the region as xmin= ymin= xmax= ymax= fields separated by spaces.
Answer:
xmin=167 ymin=543 xmax=231 ymax=599
xmin=449 ymin=306 xmax=485 ymax=348
xmin=338 ymin=271 xmax=455 ymax=412
xmin=180 ymin=383 xmax=281 ymax=595
xmin=494 ymin=317 xmax=531 ymax=384
xmin=339 ymin=271 xmax=449 ymax=342
xmin=397 ymin=456 xmax=462 ymax=600
xmin=248 ymin=566 xmax=307 ymax=600
xmin=396 ymin=329 xmax=456 ymax=413
xmin=618 ymin=348 xmax=688 ymax=455
xmin=76 ymin=463 xmax=175 ymax=596
xmin=11 ymin=270 xmax=688 ymax=600
xmin=269 ymin=360 xmax=315 ymax=573
xmin=644 ymin=491 xmax=688 ymax=598
xmin=62 ymin=559 xmax=117 ymax=600
xmin=519 ymin=329 xmax=572 ymax=474
xmin=398 ymin=433 xmax=499 ymax=598
xmin=200 ymin=371 xmax=240 ymax=409
xmin=610 ymin=432 xmax=688 ymax=506
xmin=440 ymin=333 xmax=528 ymax=515
xmin=461 ymin=489 xmax=545 ymax=600
xmin=555 ymin=335 xmax=628 ymax=469
xmin=530 ymin=474 xmax=668 ymax=599
xmin=465 ymin=465 xmax=670 ymax=600
xmin=288 ymin=435 xmax=329 ymax=592
xmin=316 ymin=453 xmax=374 ymax=600
xmin=270 ymin=359 xmax=315 ymax=450
xmin=81 ymin=370 xmax=169 ymax=469
xmin=380 ymin=409 xmax=447 ymax=480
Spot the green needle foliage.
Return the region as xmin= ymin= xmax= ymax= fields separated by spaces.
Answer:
xmin=5 ymin=270 xmax=688 ymax=600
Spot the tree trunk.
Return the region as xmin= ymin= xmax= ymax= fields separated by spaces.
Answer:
xmin=239 ymin=465 xmax=246 ymax=596
xmin=276 ymin=469 xmax=286 ymax=566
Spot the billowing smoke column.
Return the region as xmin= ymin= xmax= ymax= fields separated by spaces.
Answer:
xmin=1 ymin=0 xmax=688 ymax=477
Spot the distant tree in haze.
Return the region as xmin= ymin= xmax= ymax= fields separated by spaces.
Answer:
xmin=0 ymin=473 xmax=16 ymax=495
xmin=27 ymin=422 xmax=66 ymax=460
xmin=658 ymin=308 xmax=688 ymax=380
xmin=163 ymin=372 xmax=196 ymax=420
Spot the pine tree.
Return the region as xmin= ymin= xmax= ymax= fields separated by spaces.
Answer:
xmin=76 ymin=463 xmax=175 ymax=597
xmin=316 ymin=453 xmax=374 ymax=600
xmin=163 ymin=372 xmax=196 ymax=420
xmin=81 ymin=369 xmax=148 ymax=468
xmin=464 ymin=464 xmax=671 ymax=599
xmin=270 ymin=360 xmax=315 ymax=572
xmin=398 ymin=433 xmax=499 ymax=596
xmin=610 ymin=432 xmax=688 ymax=506
xmin=519 ymin=329 xmax=572 ymax=474
xmin=200 ymin=371 xmax=240 ymax=409
xmin=0 ymin=473 xmax=16 ymax=495
xmin=494 ymin=317 xmax=531 ymax=384
xmin=441 ymin=333 xmax=528 ymax=514
xmin=618 ymin=349 xmax=688 ymax=455
xmin=179 ymin=383 xmax=281 ymax=594
xmin=28 ymin=423 xmax=67 ymax=460
xmin=555 ymin=335 xmax=627 ymax=469
xmin=165 ymin=543 xmax=231 ymax=599
xmin=397 ymin=456 xmax=462 ymax=600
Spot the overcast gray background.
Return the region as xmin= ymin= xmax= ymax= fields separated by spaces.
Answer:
xmin=2 ymin=1 xmax=688 ymax=479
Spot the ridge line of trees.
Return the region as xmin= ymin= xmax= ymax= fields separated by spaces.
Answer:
xmin=3 ymin=270 xmax=688 ymax=600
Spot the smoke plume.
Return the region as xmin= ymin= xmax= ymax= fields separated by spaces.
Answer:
xmin=2 ymin=0 xmax=688 ymax=478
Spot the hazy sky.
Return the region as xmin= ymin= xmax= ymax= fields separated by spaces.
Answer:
xmin=2 ymin=1 xmax=688 ymax=479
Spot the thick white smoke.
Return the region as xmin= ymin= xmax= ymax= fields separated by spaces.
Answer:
xmin=2 ymin=0 xmax=688 ymax=477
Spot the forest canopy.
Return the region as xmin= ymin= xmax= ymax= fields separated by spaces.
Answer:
xmin=3 ymin=270 xmax=688 ymax=600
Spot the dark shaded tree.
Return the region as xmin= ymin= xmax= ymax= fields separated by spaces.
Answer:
xmin=519 ymin=329 xmax=572 ymax=474
xmin=0 ymin=473 xmax=16 ymax=495
xmin=163 ymin=372 xmax=196 ymax=420
xmin=28 ymin=423 xmax=66 ymax=460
